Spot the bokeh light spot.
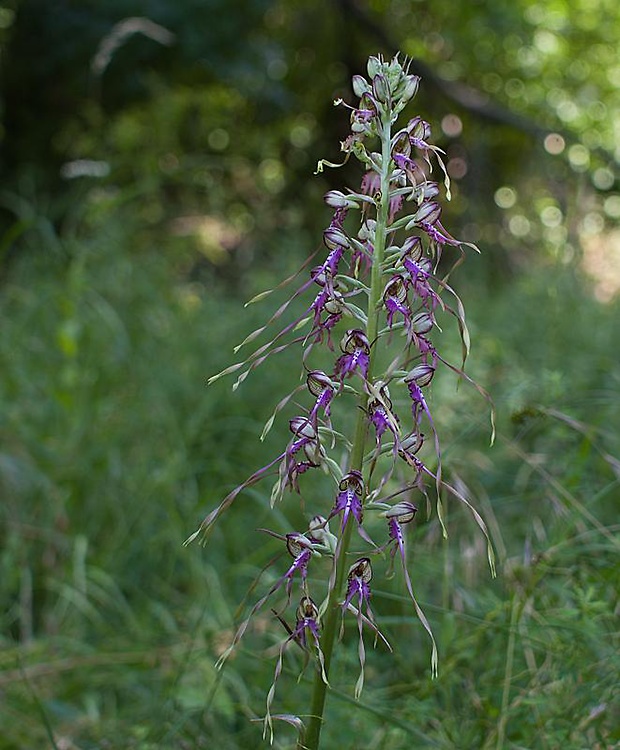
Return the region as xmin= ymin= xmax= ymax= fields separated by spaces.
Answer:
xmin=540 ymin=206 xmax=563 ymax=227
xmin=534 ymin=29 xmax=560 ymax=54
xmin=509 ymin=215 xmax=531 ymax=237
xmin=494 ymin=186 xmax=517 ymax=209
xmin=557 ymin=100 xmax=579 ymax=123
xmin=208 ymin=129 xmax=229 ymax=151
xmin=504 ymin=78 xmax=525 ymax=98
xmin=592 ymin=168 xmax=614 ymax=190
xmin=447 ymin=157 xmax=468 ymax=179
xmin=259 ymin=158 xmax=285 ymax=193
xmin=543 ymin=133 xmax=565 ymax=154
xmin=582 ymin=212 xmax=604 ymax=235
xmin=603 ymin=195 xmax=620 ymax=218
xmin=267 ymin=59 xmax=288 ymax=81
xmin=568 ymin=144 xmax=590 ymax=171
xmin=441 ymin=114 xmax=463 ymax=138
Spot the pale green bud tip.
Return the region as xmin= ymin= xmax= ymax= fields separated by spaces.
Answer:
xmin=352 ymin=74 xmax=371 ymax=98
xmin=383 ymin=501 xmax=418 ymax=524
xmin=411 ymin=311 xmax=434 ymax=334
xmin=366 ymin=55 xmax=382 ymax=79
xmin=405 ymin=363 xmax=435 ymax=387
xmin=323 ymin=225 xmax=350 ymax=250
xmin=372 ymin=73 xmax=390 ymax=104
xmin=324 ymin=190 xmax=360 ymax=209
xmin=397 ymin=74 xmax=421 ymax=105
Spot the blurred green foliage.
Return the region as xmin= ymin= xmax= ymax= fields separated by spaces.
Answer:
xmin=1 ymin=0 xmax=619 ymax=748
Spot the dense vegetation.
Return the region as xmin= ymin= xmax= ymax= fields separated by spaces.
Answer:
xmin=1 ymin=1 xmax=618 ymax=748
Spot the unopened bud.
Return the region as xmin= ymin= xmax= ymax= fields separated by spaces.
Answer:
xmin=323 ymin=225 xmax=350 ymax=250
xmin=411 ymin=311 xmax=434 ymax=334
xmin=367 ymin=56 xmax=382 ymax=79
xmin=372 ymin=73 xmax=390 ymax=104
xmin=402 ymin=236 xmax=423 ymax=261
xmin=286 ymin=533 xmax=312 ymax=558
xmin=419 ymin=182 xmax=440 ymax=201
xmin=384 ymin=501 xmax=418 ymax=524
xmin=400 ymin=431 xmax=424 ymax=455
xmin=306 ymin=370 xmax=333 ymax=397
xmin=309 ymin=515 xmax=328 ymax=537
xmin=352 ymin=74 xmax=371 ymax=98
xmin=324 ymin=190 xmax=360 ymax=209
xmin=396 ymin=74 xmax=420 ymax=105
xmin=358 ymin=219 xmax=376 ymax=242
xmin=289 ymin=416 xmax=316 ymax=439
xmin=414 ymin=201 xmax=441 ymax=225
xmin=405 ymin=363 xmax=435 ymax=387
xmin=309 ymin=515 xmax=337 ymax=552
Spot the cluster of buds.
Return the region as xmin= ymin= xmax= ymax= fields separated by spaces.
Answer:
xmin=187 ymin=54 xmax=494 ymax=744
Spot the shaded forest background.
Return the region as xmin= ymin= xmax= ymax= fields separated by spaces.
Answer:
xmin=0 ymin=1 xmax=618 ymax=748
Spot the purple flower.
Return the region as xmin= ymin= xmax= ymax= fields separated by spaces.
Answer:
xmin=361 ymin=171 xmax=403 ymax=224
xmin=343 ymin=557 xmax=373 ymax=613
xmin=283 ymin=533 xmax=313 ymax=596
xmin=381 ymin=502 xmax=438 ymax=677
xmin=401 ymin=245 xmax=439 ymax=308
xmin=350 ymin=99 xmax=378 ymax=137
xmin=215 ymin=531 xmax=317 ymax=671
xmin=326 ymin=472 xmax=376 ymax=598
xmin=383 ymin=275 xmax=411 ymax=331
xmin=388 ymin=193 xmax=404 ymax=224
xmin=306 ymin=370 xmax=335 ymax=425
xmin=404 ymin=366 xmax=440 ymax=475
xmin=420 ymin=219 xmax=460 ymax=247
xmin=329 ymin=470 xmax=365 ymax=532
xmin=264 ymin=596 xmax=328 ymax=742
xmin=309 ymin=266 xmax=345 ymax=348
xmin=384 ymin=501 xmax=418 ymax=567
xmin=413 ymin=334 xmax=437 ymax=358
xmin=404 ymin=195 xmax=460 ymax=248
xmin=360 ymin=170 xmax=381 ymax=198
xmin=397 ymin=431 xmax=429 ymax=495
xmin=271 ymin=417 xmax=323 ymax=503
xmin=334 ymin=329 xmax=370 ymax=382
xmin=392 ymin=150 xmax=424 ymax=187
xmin=406 ymin=116 xmax=433 ymax=153
xmin=367 ymin=383 xmax=400 ymax=447
xmin=341 ymin=558 xmax=385 ymax=698
xmin=406 ymin=377 xmax=430 ymax=430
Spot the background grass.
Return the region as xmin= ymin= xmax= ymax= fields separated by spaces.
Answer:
xmin=1 ymin=2 xmax=619 ymax=744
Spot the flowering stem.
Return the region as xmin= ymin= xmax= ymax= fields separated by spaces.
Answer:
xmin=301 ymin=109 xmax=392 ymax=750
xmin=188 ymin=54 xmax=495 ymax=748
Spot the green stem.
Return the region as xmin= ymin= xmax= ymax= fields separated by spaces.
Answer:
xmin=301 ymin=110 xmax=392 ymax=750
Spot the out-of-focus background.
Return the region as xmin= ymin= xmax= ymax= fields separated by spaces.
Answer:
xmin=1 ymin=1 xmax=618 ymax=748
